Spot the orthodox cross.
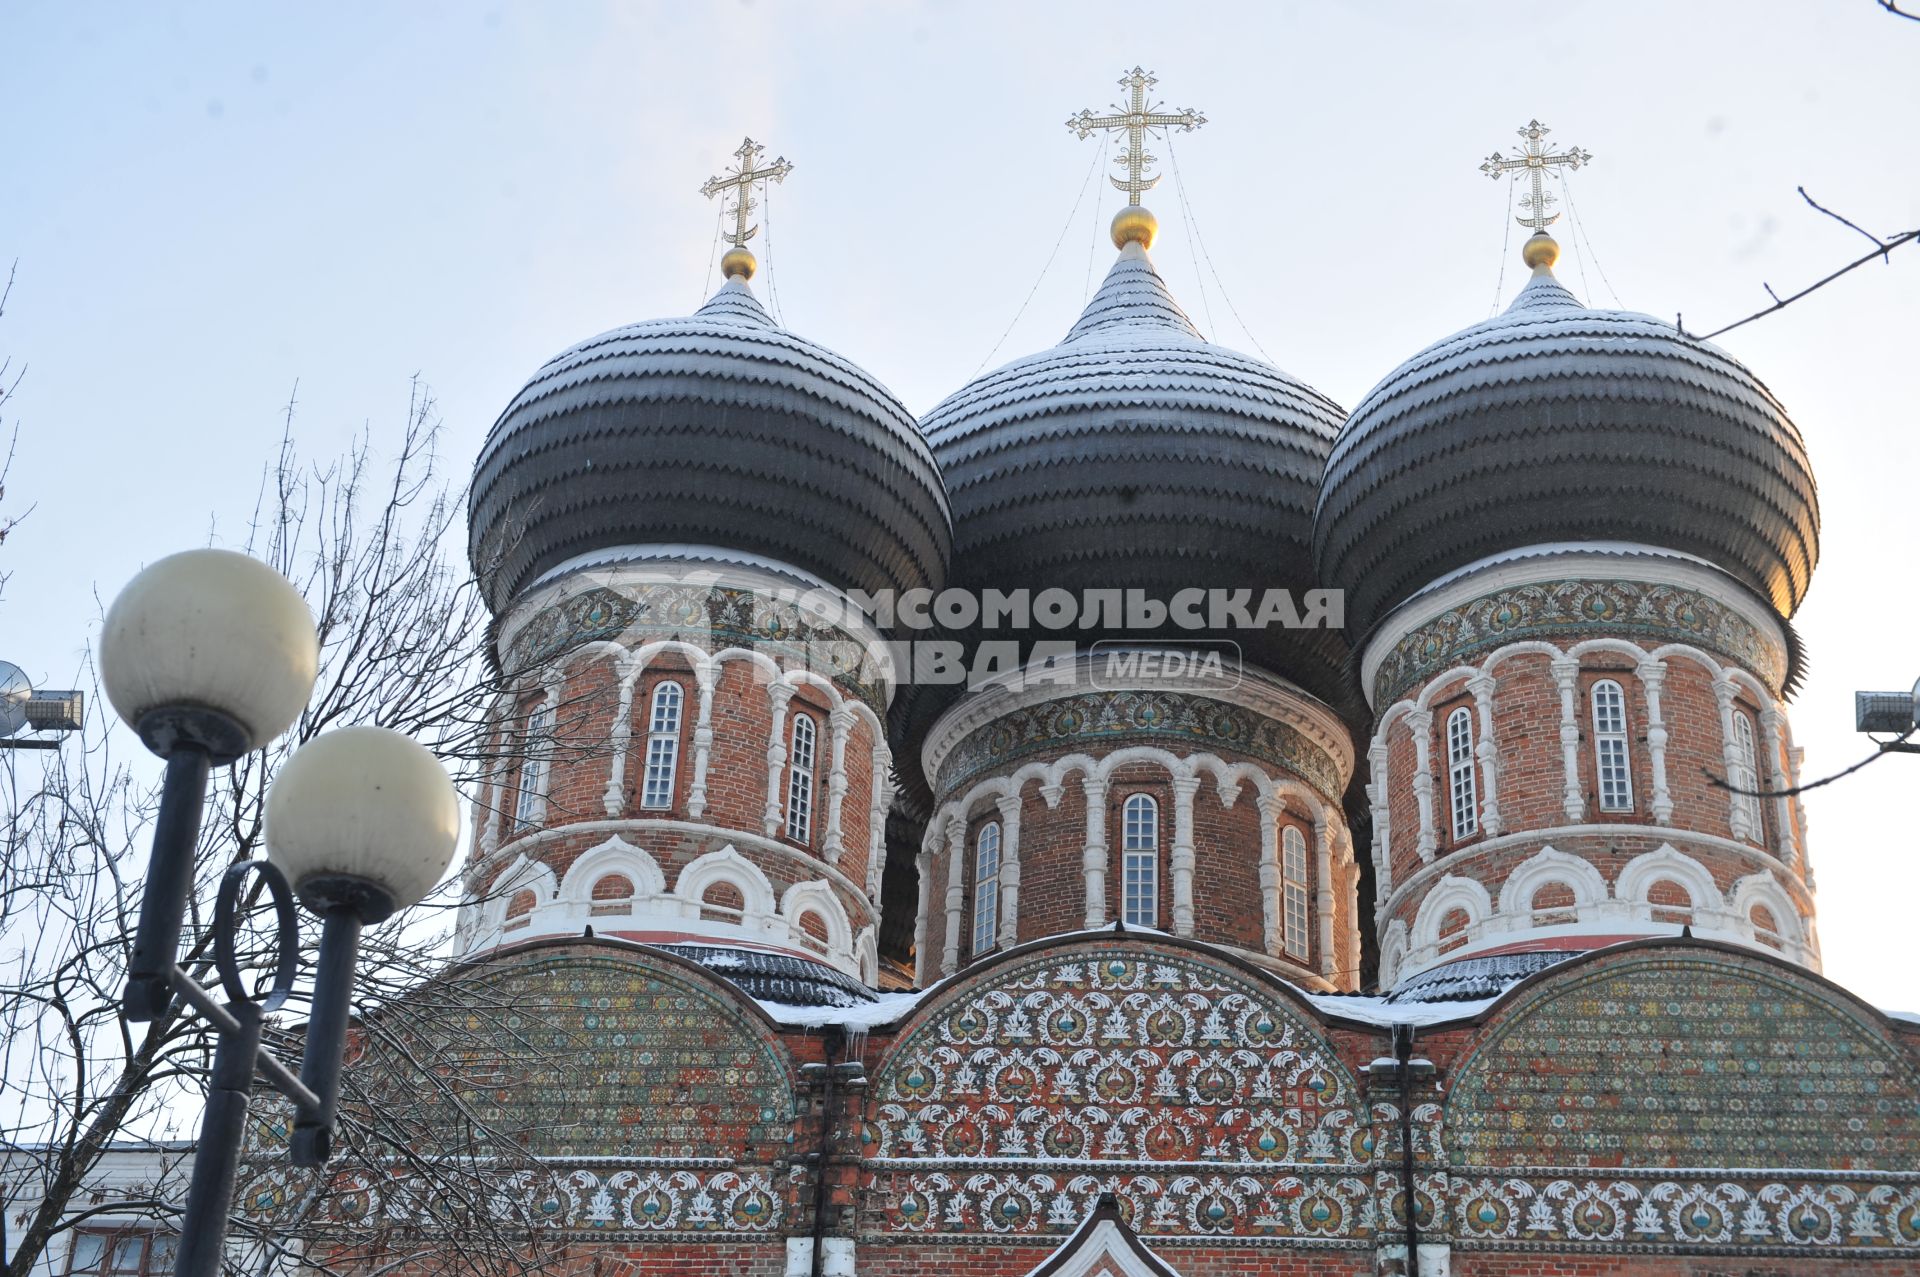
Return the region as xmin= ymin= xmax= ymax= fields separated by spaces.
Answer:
xmin=700 ymin=137 xmax=794 ymax=247
xmin=1479 ymin=119 xmax=1592 ymax=230
xmin=1066 ymin=67 xmax=1205 ymax=205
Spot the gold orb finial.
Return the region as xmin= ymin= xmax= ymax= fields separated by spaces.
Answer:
xmin=1521 ymin=231 xmax=1560 ymax=271
xmin=1111 ymin=205 xmax=1158 ymax=250
xmin=720 ymin=245 xmax=758 ymax=280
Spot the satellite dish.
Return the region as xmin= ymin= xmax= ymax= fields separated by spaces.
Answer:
xmin=0 ymin=661 xmax=31 ymax=738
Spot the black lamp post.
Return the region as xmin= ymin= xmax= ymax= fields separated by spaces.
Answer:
xmin=1366 ymin=1024 xmax=1438 ymax=1277
xmin=100 ymin=549 xmax=460 ymax=1276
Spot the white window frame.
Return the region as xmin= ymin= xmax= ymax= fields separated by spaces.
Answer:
xmin=972 ymin=820 xmax=1002 ymax=955
xmin=1730 ymin=708 xmax=1764 ymax=839
xmin=1446 ymin=705 xmax=1478 ymax=841
xmin=1590 ymin=678 xmax=1634 ymax=813
xmin=1281 ymin=824 xmax=1309 ymax=961
xmin=785 ymin=712 xmax=817 ymax=844
xmin=1121 ymin=793 xmax=1159 ymax=928
xmin=515 ymin=701 xmax=554 ymax=829
xmin=640 ymin=680 xmax=684 ymax=810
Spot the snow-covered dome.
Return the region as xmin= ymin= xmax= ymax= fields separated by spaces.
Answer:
xmin=469 ymin=277 xmax=951 ymax=614
xmin=921 ymin=239 xmax=1352 ymax=703
xmin=1315 ymin=241 xmax=1819 ymax=643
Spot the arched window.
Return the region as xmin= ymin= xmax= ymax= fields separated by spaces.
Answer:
xmin=1590 ymin=678 xmax=1633 ymax=812
xmin=1281 ymin=825 xmax=1309 ymax=961
xmin=1121 ymin=794 xmax=1159 ymax=927
xmin=1446 ymin=706 xmax=1477 ymax=841
xmin=1729 ymin=709 xmax=1763 ymax=839
xmin=972 ymin=820 xmax=1002 ymax=955
xmin=785 ymin=713 xmax=817 ymax=844
xmin=514 ymin=701 xmax=554 ymax=829
xmin=640 ymin=681 xmax=684 ymax=809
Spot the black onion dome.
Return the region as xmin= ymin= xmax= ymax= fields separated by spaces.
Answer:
xmin=470 ymin=278 xmax=951 ymax=614
xmin=921 ymin=242 xmax=1352 ymax=704
xmin=1314 ymin=266 xmax=1820 ymax=643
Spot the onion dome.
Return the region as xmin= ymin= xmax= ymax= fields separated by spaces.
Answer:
xmin=921 ymin=230 xmax=1352 ymax=704
xmin=469 ymin=276 xmax=951 ymax=615
xmin=1315 ymin=233 xmax=1819 ymax=644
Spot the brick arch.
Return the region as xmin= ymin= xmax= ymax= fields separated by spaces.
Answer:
xmin=866 ymin=934 xmax=1369 ymax=1245
xmin=1614 ymin=844 xmax=1724 ymax=925
xmin=1496 ymin=844 xmax=1609 ymax=919
xmin=1445 ymin=945 xmax=1920 ymax=1175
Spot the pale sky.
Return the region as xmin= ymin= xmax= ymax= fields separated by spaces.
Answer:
xmin=5 ymin=2 xmax=1916 ymax=1008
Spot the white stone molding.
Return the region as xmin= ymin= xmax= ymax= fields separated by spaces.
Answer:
xmin=1406 ymin=708 xmax=1437 ymax=862
xmin=780 ymin=879 xmax=854 ymax=960
xmin=1081 ymin=774 xmax=1110 ymax=929
xmin=557 ymin=834 xmax=669 ymax=904
xmin=1366 ymin=737 xmax=1393 ymax=894
xmin=601 ymin=655 xmax=642 ymax=815
xmin=763 ymin=681 xmax=798 ymax=837
xmin=1255 ymin=792 xmax=1282 ymax=956
xmin=675 ymin=844 xmax=779 ymax=921
xmin=1169 ymin=775 xmax=1201 ymax=936
xmin=913 ymin=842 xmax=933 ymax=986
xmin=1379 ymin=918 xmax=1411 ymax=989
xmin=1636 ymin=656 xmax=1675 ymax=824
xmin=1313 ymin=810 xmax=1335 ymax=978
xmin=1409 ymin=873 xmax=1496 ymax=955
xmin=853 ymin=927 xmax=878 ymax=986
xmin=1494 ymin=844 xmax=1610 ymax=922
xmin=1729 ymin=870 xmax=1813 ymax=965
xmin=1466 ymin=671 xmax=1503 ymax=836
xmin=1614 ymin=843 xmax=1727 ymax=928
xmin=866 ymin=741 xmax=893 ymax=901
xmin=822 ymin=704 xmax=855 ymax=865
xmin=1375 ymin=821 xmax=1813 ymax=929
xmin=1759 ymin=704 xmax=1800 ymax=871
xmin=1710 ymin=673 xmax=1754 ymax=842
xmin=479 ymin=696 xmax=511 ymax=858
xmin=941 ymin=814 xmax=967 ymax=976
xmin=1345 ymin=857 xmax=1363 ymax=988
xmin=687 ymin=662 xmax=720 ymax=819
xmin=995 ymin=792 xmax=1024 ymax=948
xmin=1550 ymin=655 xmax=1585 ymax=823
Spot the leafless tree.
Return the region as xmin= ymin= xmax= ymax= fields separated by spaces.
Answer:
xmin=0 ymin=383 xmax=596 ymax=1276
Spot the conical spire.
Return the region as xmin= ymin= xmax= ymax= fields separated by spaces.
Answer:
xmin=692 ymin=275 xmax=778 ymax=329
xmin=1062 ymin=241 xmax=1205 ymax=342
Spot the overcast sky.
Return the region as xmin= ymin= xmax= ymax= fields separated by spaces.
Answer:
xmin=5 ymin=2 xmax=1916 ymax=1008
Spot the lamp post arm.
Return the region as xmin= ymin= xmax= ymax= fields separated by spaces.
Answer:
xmin=166 ymin=966 xmax=323 ymax=1114
xmin=124 ymin=748 xmax=212 ymax=1021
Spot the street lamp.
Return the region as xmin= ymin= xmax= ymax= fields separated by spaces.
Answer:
xmin=99 ymin=548 xmax=460 ymax=1276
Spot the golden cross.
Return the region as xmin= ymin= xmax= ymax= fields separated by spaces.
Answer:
xmin=700 ymin=137 xmax=794 ymax=249
xmin=1066 ymin=68 xmax=1205 ymax=206
xmin=1480 ymin=119 xmax=1592 ymax=231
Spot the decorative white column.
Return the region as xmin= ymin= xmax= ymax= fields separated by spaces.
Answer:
xmin=1760 ymin=704 xmax=1800 ymax=869
xmin=1082 ymin=775 xmax=1110 ymax=929
xmin=1345 ymin=850 xmax=1363 ymax=990
xmin=941 ymin=814 xmax=966 ymax=976
xmin=602 ymin=657 xmax=641 ymax=816
xmin=1712 ymin=674 xmax=1753 ymax=841
xmin=866 ymin=741 xmax=893 ymax=901
xmin=1313 ymin=811 xmax=1336 ymax=979
xmin=686 ymin=664 xmax=717 ymax=819
xmin=913 ymin=844 xmax=933 ymax=986
xmin=1256 ymin=792 xmax=1282 ymax=955
xmin=1406 ymin=709 xmax=1437 ymax=863
xmin=1636 ymin=657 xmax=1674 ymax=824
xmin=996 ymin=793 xmax=1023 ymax=948
xmin=1467 ymin=672 xmax=1503 ymax=836
xmin=763 ymin=682 xmax=797 ymax=837
xmin=1789 ymin=741 xmax=1813 ymax=887
xmin=1169 ymin=775 xmax=1201 ymax=936
xmin=822 ymin=705 xmax=854 ymax=865
xmin=480 ymin=706 xmax=510 ymax=857
xmin=1366 ymin=735 xmax=1392 ymax=895
xmin=1551 ymin=655 xmax=1585 ymax=823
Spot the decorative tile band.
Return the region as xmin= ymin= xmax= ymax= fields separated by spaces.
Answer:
xmin=1373 ymin=578 xmax=1786 ymax=708
xmin=935 ymin=689 xmax=1344 ymax=803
